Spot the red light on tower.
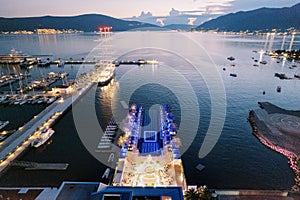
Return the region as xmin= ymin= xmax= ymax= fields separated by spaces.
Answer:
xmin=99 ymin=26 xmax=112 ymax=32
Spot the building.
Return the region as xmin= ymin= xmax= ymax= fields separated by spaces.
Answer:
xmin=112 ymin=104 xmax=187 ymax=190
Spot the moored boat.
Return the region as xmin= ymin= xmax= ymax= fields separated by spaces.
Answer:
xmin=31 ymin=128 xmax=55 ymax=148
xmin=0 ymin=49 xmax=30 ymax=64
xmin=227 ymin=56 xmax=235 ymax=61
xmin=38 ymin=59 xmax=51 ymax=67
xmin=260 ymin=60 xmax=267 ymax=65
xmin=0 ymin=120 xmax=9 ymax=130
xmin=96 ymin=63 xmax=115 ymax=86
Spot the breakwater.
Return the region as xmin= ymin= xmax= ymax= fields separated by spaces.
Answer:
xmin=248 ymin=103 xmax=300 ymax=191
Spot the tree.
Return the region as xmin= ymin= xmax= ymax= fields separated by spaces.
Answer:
xmin=198 ymin=185 xmax=212 ymax=200
xmin=184 ymin=185 xmax=214 ymax=200
xmin=184 ymin=188 xmax=199 ymax=200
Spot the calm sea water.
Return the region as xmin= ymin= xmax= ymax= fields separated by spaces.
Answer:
xmin=0 ymin=32 xmax=299 ymax=189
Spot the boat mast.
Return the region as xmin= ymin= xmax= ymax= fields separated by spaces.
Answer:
xmin=6 ymin=62 xmax=13 ymax=95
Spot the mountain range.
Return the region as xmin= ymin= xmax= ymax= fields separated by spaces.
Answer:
xmin=0 ymin=3 xmax=300 ymax=32
xmin=196 ymin=3 xmax=300 ymax=32
xmin=0 ymin=14 xmax=158 ymax=32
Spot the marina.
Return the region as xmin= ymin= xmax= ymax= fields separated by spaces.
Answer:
xmin=0 ymin=61 xmax=113 ymax=174
xmin=0 ymin=49 xmax=98 ymax=66
xmin=0 ymin=94 xmax=59 ymax=105
xmin=0 ymin=73 xmax=29 ymax=88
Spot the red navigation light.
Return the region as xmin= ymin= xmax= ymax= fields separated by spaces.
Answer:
xmin=99 ymin=26 xmax=112 ymax=32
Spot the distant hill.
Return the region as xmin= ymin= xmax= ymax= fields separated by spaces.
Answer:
xmin=0 ymin=14 xmax=158 ymax=32
xmin=197 ymin=3 xmax=300 ymax=32
xmin=163 ymin=24 xmax=194 ymax=31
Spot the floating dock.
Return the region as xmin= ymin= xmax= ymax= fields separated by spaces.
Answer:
xmin=26 ymin=163 xmax=69 ymax=170
xmin=195 ymin=163 xmax=205 ymax=171
xmin=10 ymin=161 xmax=68 ymax=170
xmin=113 ymin=59 xmax=158 ymax=67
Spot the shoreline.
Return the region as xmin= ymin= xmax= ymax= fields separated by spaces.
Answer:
xmin=248 ymin=102 xmax=300 ymax=191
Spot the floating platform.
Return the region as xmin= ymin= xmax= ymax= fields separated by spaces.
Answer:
xmin=10 ymin=161 xmax=69 ymax=170
xmin=195 ymin=163 xmax=205 ymax=171
xmin=25 ymin=163 xmax=69 ymax=170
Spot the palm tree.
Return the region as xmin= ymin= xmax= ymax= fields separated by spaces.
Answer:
xmin=184 ymin=188 xmax=199 ymax=200
xmin=184 ymin=186 xmax=214 ymax=200
xmin=198 ymin=185 xmax=212 ymax=200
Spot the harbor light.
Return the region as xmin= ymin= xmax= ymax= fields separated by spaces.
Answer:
xmin=0 ymin=160 xmax=7 ymax=166
xmin=1 ymin=131 xmax=7 ymax=135
xmin=7 ymin=152 xmax=15 ymax=159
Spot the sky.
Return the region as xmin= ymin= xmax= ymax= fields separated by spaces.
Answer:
xmin=0 ymin=0 xmax=299 ymax=18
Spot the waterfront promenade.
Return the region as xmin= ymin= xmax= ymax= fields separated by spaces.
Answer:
xmin=0 ymin=75 xmax=97 ymax=174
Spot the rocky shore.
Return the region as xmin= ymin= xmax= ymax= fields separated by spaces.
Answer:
xmin=248 ymin=102 xmax=300 ymax=191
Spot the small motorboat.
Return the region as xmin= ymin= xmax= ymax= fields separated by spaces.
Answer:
xmin=276 ymin=86 xmax=281 ymax=93
xmin=230 ymin=73 xmax=237 ymax=77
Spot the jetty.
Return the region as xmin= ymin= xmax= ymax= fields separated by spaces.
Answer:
xmin=96 ymin=117 xmax=118 ymax=152
xmin=113 ymin=59 xmax=158 ymax=67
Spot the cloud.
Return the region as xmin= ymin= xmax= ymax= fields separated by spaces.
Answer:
xmin=169 ymin=8 xmax=181 ymax=16
xmin=156 ymin=18 xmax=166 ymax=26
xmin=196 ymin=0 xmax=235 ymax=14
xmin=181 ymin=10 xmax=206 ymax=15
xmin=204 ymin=5 xmax=229 ymax=14
xmin=137 ymin=11 xmax=153 ymax=19
xmin=188 ymin=17 xmax=197 ymax=25
xmin=125 ymin=2 xmax=232 ymax=26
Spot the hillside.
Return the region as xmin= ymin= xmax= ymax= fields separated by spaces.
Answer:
xmin=0 ymin=14 xmax=158 ymax=32
xmin=163 ymin=24 xmax=194 ymax=31
xmin=197 ymin=3 xmax=300 ymax=32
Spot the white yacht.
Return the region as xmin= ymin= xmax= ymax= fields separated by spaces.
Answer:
xmin=0 ymin=120 xmax=9 ymax=130
xmin=31 ymin=128 xmax=55 ymax=148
